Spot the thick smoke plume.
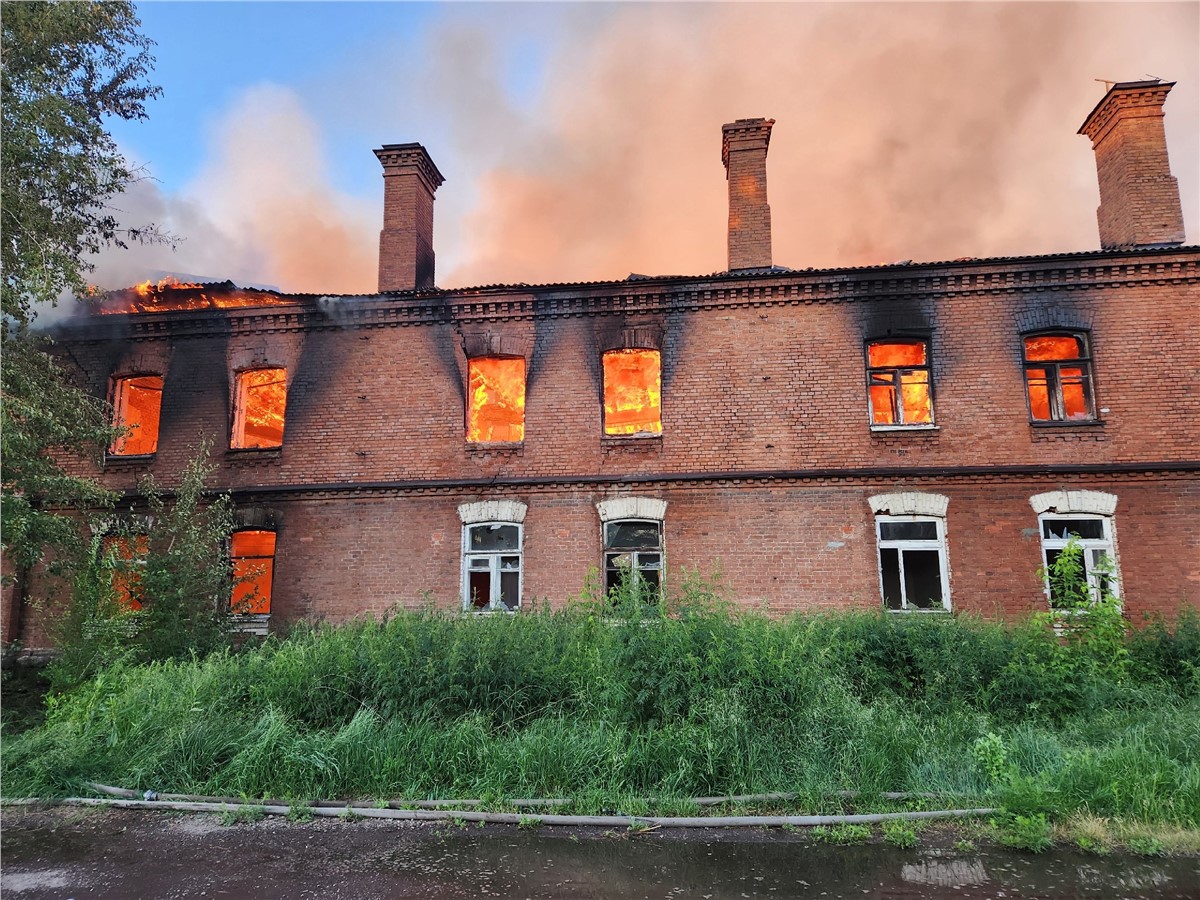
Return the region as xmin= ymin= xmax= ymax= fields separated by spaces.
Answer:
xmin=86 ymin=3 xmax=1197 ymax=297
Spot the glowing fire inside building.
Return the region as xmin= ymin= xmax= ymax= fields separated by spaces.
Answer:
xmin=467 ymin=357 xmax=526 ymax=442
xmin=603 ymin=349 xmax=662 ymax=435
xmin=232 ymin=369 xmax=287 ymax=449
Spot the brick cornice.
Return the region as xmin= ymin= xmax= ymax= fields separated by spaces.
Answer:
xmin=1078 ymin=81 xmax=1175 ymax=147
xmin=53 ymin=249 xmax=1200 ymax=342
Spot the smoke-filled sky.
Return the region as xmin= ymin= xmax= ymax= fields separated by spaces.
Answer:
xmin=90 ymin=1 xmax=1198 ymax=296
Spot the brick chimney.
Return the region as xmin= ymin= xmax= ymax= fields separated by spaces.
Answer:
xmin=1078 ymin=80 xmax=1185 ymax=249
xmin=374 ymin=143 xmax=445 ymax=292
xmin=722 ymin=118 xmax=775 ymax=271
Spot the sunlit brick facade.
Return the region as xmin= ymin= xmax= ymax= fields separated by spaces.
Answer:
xmin=6 ymin=81 xmax=1198 ymax=648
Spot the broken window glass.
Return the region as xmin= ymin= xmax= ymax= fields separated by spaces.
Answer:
xmin=603 ymin=349 xmax=662 ymax=435
xmin=866 ymin=341 xmax=933 ymax=426
xmin=1039 ymin=515 xmax=1118 ymax=608
xmin=876 ymin=516 xmax=949 ymax=611
xmin=1023 ymin=333 xmax=1095 ymax=422
xmin=467 ymin=357 xmax=526 ymax=443
xmin=109 ymin=374 xmax=164 ymax=455
xmin=604 ymin=519 xmax=663 ymax=601
xmin=464 ymin=523 xmax=522 ymax=611
xmin=232 ymin=368 xmax=287 ymax=449
xmin=231 ymin=529 xmax=276 ymax=615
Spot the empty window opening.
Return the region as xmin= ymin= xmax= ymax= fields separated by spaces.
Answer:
xmin=232 ymin=368 xmax=287 ymax=449
xmin=109 ymin=375 xmax=164 ymax=455
xmin=876 ymin=516 xmax=949 ymax=611
xmin=463 ymin=523 xmax=522 ymax=611
xmin=103 ymin=534 xmax=149 ymax=610
xmin=467 ymin=357 xmax=526 ymax=443
xmin=604 ymin=519 xmax=663 ymax=602
xmin=1040 ymin=515 xmax=1118 ymax=608
xmin=1023 ymin=334 xmax=1094 ymax=422
xmin=866 ymin=341 xmax=932 ymax=426
xmin=603 ymin=349 xmax=662 ymax=436
xmin=231 ymin=529 xmax=276 ymax=615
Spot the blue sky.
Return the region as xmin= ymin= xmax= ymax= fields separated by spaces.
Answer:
xmin=91 ymin=2 xmax=1199 ymax=296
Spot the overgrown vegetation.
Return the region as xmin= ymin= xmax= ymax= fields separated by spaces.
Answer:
xmin=4 ymin=562 xmax=1198 ymax=852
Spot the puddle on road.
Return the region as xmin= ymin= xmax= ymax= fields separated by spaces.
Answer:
xmin=382 ymin=830 xmax=1200 ymax=899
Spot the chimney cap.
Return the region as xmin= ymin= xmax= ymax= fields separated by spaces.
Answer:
xmin=374 ymin=142 xmax=446 ymax=191
xmin=721 ymin=117 xmax=775 ymax=169
xmin=1078 ymin=79 xmax=1176 ymax=141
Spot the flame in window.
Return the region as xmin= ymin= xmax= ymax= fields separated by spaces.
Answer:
xmin=867 ymin=341 xmax=932 ymax=425
xmin=231 ymin=530 xmax=275 ymax=615
xmin=603 ymin=349 xmax=662 ymax=435
xmin=233 ymin=368 xmax=287 ymax=449
xmin=110 ymin=375 xmax=164 ymax=455
xmin=104 ymin=534 xmax=148 ymax=610
xmin=467 ymin=357 xmax=525 ymax=443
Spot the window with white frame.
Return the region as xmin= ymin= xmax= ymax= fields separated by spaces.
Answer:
xmin=604 ymin=519 xmax=663 ymax=601
xmin=462 ymin=522 xmax=522 ymax=611
xmin=1039 ymin=514 xmax=1118 ymax=608
xmin=875 ymin=516 xmax=950 ymax=611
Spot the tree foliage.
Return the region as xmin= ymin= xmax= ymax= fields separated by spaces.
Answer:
xmin=2 ymin=1 xmax=159 ymax=580
xmin=1 ymin=0 xmax=160 ymax=322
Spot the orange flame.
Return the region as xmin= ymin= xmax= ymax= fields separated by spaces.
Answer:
xmin=467 ymin=357 xmax=526 ymax=443
xmin=96 ymin=279 xmax=298 ymax=315
xmin=104 ymin=534 xmax=149 ymax=610
xmin=867 ymin=341 xmax=932 ymax=425
xmin=231 ymin=530 xmax=275 ymax=615
xmin=109 ymin=374 xmax=164 ymax=456
xmin=603 ymin=349 xmax=662 ymax=435
xmin=232 ymin=368 xmax=287 ymax=449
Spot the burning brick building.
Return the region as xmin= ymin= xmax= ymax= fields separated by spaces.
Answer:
xmin=7 ymin=80 xmax=1199 ymax=647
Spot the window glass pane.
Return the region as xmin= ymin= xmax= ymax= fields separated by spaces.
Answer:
xmin=469 ymin=524 xmax=520 ymax=552
xmin=1025 ymin=369 xmax=1051 ymax=421
xmin=499 ymin=571 xmax=520 ymax=610
xmin=640 ymin=567 xmax=661 ymax=592
xmin=1059 ymin=369 xmax=1091 ymax=419
xmin=1042 ymin=519 xmax=1104 ymax=541
xmin=898 ymin=373 xmax=932 ymax=424
xmin=500 ymin=555 xmax=520 ymax=571
xmin=880 ymin=547 xmax=902 ymax=610
xmin=231 ymin=530 xmax=276 ymax=559
xmin=1024 ymin=334 xmax=1084 ymax=362
xmin=869 ymin=383 xmax=898 ymax=424
xmin=902 ymin=549 xmax=943 ymax=609
xmin=868 ymin=342 xmax=926 ymax=367
xmin=110 ymin=375 xmax=164 ymax=455
xmin=880 ymin=521 xmax=938 ymax=541
xmin=638 ymin=553 xmax=662 ymax=569
xmin=468 ymin=556 xmax=490 ymax=570
xmin=468 ymin=571 xmax=491 ymax=609
xmin=467 ymin=357 xmax=526 ymax=443
xmin=234 ymin=368 xmax=287 ymax=449
xmin=603 ymin=349 xmax=662 ymax=435
xmin=605 ymin=521 xmax=661 ymax=550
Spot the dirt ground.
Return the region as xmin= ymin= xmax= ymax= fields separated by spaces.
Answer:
xmin=2 ymin=805 xmax=1198 ymax=899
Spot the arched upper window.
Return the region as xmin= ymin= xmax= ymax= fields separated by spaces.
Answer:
xmin=1022 ymin=333 xmax=1095 ymax=422
xmin=865 ymin=340 xmax=933 ymax=427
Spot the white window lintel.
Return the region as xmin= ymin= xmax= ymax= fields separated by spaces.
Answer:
xmin=868 ymin=492 xmax=948 ymax=518
xmin=458 ymin=500 xmax=528 ymax=525
xmin=1029 ymin=490 xmax=1117 ymax=517
xmin=596 ymin=497 xmax=667 ymax=523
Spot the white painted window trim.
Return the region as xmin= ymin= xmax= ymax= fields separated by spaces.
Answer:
xmin=602 ymin=518 xmax=665 ymax=597
xmin=868 ymin=492 xmax=949 ymax=518
xmin=596 ymin=497 xmax=667 ymax=523
xmin=458 ymin=500 xmax=528 ymax=525
xmin=1037 ymin=512 xmax=1120 ymax=608
xmin=875 ymin=514 xmax=952 ymax=613
xmin=461 ymin=521 xmax=523 ymax=613
xmin=1029 ymin=490 xmax=1117 ymax=517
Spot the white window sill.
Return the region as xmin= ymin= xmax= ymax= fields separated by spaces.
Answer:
xmin=870 ymin=424 xmax=939 ymax=433
xmin=230 ymin=614 xmax=270 ymax=635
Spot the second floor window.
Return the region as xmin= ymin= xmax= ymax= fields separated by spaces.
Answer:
xmin=109 ymin=374 xmax=164 ymax=455
xmin=1023 ymin=333 xmax=1094 ymax=422
xmin=232 ymin=368 xmax=287 ymax=449
xmin=866 ymin=340 xmax=933 ymax=426
xmin=603 ymin=349 xmax=662 ymax=436
xmin=467 ymin=357 xmax=526 ymax=443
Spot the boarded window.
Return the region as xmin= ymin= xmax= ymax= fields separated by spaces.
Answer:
xmin=232 ymin=368 xmax=287 ymax=449
xmin=604 ymin=519 xmax=663 ymax=601
xmin=603 ymin=349 xmax=662 ymax=435
xmin=109 ymin=375 xmax=164 ymax=455
xmin=876 ymin=515 xmax=949 ymax=611
xmin=866 ymin=341 xmax=933 ymax=426
xmin=1023 ymin=334 xmax=1094 ymax=422
xmin=463 ymin=523 xmax=522 ymax=611
xmin=467 ymin=357 xmax=526 ymax=443
xmin=103 ymin=534 xmax=149 ymax=610
xmin=231 ymin=529 xmax=276 ymax=615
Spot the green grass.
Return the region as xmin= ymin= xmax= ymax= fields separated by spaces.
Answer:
xmin=3 ymin=600 xmax=1198 ymax=837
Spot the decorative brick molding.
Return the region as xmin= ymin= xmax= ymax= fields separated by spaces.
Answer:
xmin=457 ymin=499 xmax=528 ymax=524
xmin=1029 ymin=490 xmax=1117 ymax=516
xmin=868 ymin=492 xmax=949 ymax=518
xmin=1014 ymin=304 xmax=1095 ymax=335
xmin=596 ymin=497 xmax=667 ymax=522
xmin=234 ymin=505 xmax=282 ymax=531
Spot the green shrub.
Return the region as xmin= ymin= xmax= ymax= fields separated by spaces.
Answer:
xmin=882 ymin=818 xmax=918 ymax=848
xmin=995 ymin=812 xmax=1053 ymax=852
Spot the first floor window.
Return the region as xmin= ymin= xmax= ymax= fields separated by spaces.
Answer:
xmin=876 ymin=516 xmax=949 ymax=611
xmin=232 ymin=368 xmax=287 ymax=449
xmin=102 ymin=533 xmax=149 ymax=610
xmin=1039 ymin=515 xmax=1117 ymax=608
xmin=231 ymin=529 xmax=276 ymax=615
xmin=604 ymin=519 xmax=663 ymax=601
xmin=109 ymin=374 xmax=164 ymax=455
xmin=463 ymin=522 xmax=522 ymax=611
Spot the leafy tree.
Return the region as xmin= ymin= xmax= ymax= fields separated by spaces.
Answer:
xmin=2 ymin=1 xmax=160 ymax=581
